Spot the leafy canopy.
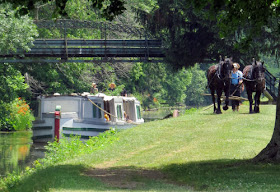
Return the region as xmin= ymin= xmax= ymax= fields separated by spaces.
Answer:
xmin=1 ymin=0 xmax=126 ymax=20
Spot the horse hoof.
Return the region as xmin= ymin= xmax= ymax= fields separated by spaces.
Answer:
xmin=254 ymin=107 xmax=260 ymax=113
xmin=223 ymin=106 xmax=229 ymax=111
xmin=249 ymin=111 xmax=254 ymax=114
xmin=216 ymin=110 xmax=222 ymax=114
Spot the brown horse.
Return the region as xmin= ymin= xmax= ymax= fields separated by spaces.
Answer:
xmin=243 ymin=59 xmax=266 ymax=113
xmin=207 ymin=57 xmax=233 ymax=114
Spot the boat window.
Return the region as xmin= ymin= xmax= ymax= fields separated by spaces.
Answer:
xmin=116 ymin=105 xmax=122 ymax=119
xmin=93 ymin=103 xmax=102 ymax=118
xmin=33 ymin=100 xmax=40 ymax=117
xmin=136 ymin=105 xmax=141 ymax=119
xmin=97 ymin=103 xmax=102 ymax=118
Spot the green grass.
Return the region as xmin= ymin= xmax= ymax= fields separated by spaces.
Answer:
xmin=5 ymin=104 xmax=280 ymax=191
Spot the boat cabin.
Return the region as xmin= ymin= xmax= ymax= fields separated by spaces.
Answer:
xmin=32 ymin=93 xmax=144 ymax=142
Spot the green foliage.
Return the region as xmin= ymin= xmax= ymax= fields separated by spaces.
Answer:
xmin=161 ymin=67 xmax=192 ymax=106
xmin=0 ymin=97 xmax=35 ymax=131
xmin=3 ymin=0 xmax=126 ymax=21
xmin=105 ymin=84 xmax=125 ymax=96
xmin=136 ymin=0 xmax=225 ymax=69
xmin=8 ymin=98 xmax=34 ymax=131
xmin=0 ymin=64 xmax=31 ymax=130
xmin=0 ymin=64 xmax=28 ymax=103
xmin=184 ymin=107 xmax=197 ymax=114
xmin=135 ymin=0 xmax=280 ymax=68
xmin=20 ymin=63 xmax=95 ymax=95
xmin=0 ymin=5 xmax=37 ymax=130
xmin=128 ymin=62 xmax=167 ymax=109
xmin=128 ymin=62 xmax=207 ymax=109
xmin=91 ymin=0 xmax=126 ymax=21
xmin=130 ymin=62 xmax=145 ymax=82
xmin=129 ymin=0 xmax=158 ymax=13
xmin=198 ymin=0 xmax=277 ymax=37
xmin=0 ymin=5 xmax=38 ymax=54
xmin=184 ymin=64 xmax=208 ymax=107
xmin=1 ymin=171 xmax=22 ymax=189
xmin=43 ymin=128 xmax=118 ymax=164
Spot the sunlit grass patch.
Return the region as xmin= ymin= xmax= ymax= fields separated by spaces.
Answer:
xmin=2 ymin=104 xmax=278 ymax=191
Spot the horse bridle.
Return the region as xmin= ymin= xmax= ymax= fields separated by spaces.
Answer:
xmin=243 ymin=65 xmax=265 ymax=82
xmin=216 ymin=61 xmax=232 ymax=81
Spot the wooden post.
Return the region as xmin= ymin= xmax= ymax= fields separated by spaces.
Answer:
xmin=54 ymin=105 xmax=61 ymax=142
xmin=173 ymin=110 xmax=179 ymax=117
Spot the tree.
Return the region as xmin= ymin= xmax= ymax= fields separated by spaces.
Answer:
xmin=0 ymin=5 xmax=37 ymax=129
xmin=136 ymin=0 xmax=223 ymax=69
xmin=1 ymin=0 xmax=126 ymax=20
xmin=129 ymin=62 xmax=167 ymax=109
xmin=135 ymin=0 xmax=280 ymax=70
xmin=161 ymin=67 xmax=192 ymax=106
xmin=0 ymin=5 xmax=38 ymax=54
xmin=184 ymin=65 xmax=208 ymax=107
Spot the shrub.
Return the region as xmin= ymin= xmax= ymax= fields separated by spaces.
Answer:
xmin=9 ymin=98 xmax=35 ymax=131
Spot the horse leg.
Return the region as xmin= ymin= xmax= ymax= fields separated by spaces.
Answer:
xmin=216 ymin=90 xmax=222 ymax=114
xmin=254 ymin=91 xmax=261 ymax=113
xmin=223 ymin=85 xmax=229 ymax=111
xmin=211 ymin=89 xmax=216 ymax=113
xmin=247 ymin=90 xmax=253 ymax=113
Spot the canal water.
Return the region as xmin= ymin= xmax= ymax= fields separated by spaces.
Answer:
xmin=0 ymin=131 xmax=45 ymax=177
xmin=142 ymin=107 xmax=187 ymax=121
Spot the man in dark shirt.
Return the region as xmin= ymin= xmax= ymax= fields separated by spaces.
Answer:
xmin=121 ymin=88 xmax=127 ymax=97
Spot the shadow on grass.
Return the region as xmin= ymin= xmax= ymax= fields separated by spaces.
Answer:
xmin=7 ymin=164 xmax=108 ymax=192
xmin=7 ymin=159 xmax=280 ymax=191
xmin=160 ymin=159 xmax=280 ymax=191
xmin=7 ymin=164 xmax=190 ymax=192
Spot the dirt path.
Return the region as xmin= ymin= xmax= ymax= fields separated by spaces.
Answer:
xmin=84 ymin=167 xmax=191 ymax=190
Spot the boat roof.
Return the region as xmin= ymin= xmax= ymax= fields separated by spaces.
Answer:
xmin=93 ymin=93 xmax=137 ymax=101
xmin=39 ymin=92 xmax=138 ymax=102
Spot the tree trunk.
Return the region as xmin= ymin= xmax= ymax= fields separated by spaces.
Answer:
xmin=253 ymin=82 xmax=280 ymax=162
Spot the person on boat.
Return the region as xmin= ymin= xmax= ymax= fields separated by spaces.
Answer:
xmin=230 ymin=63 xmax=243 ymax=112
xmin=104 ymin=114 xmax=110 ymax=122
xmin=121 ymin=88 xmax=127 ymax=97
xmin=124 ymin=111 xmax=133 ymax=123
xmin=124 ymin=111 xmax=130 ymax=121
xmin=108 ymin=82 xmax=116 ymax=91
xmin=90 ymin=82 xmax=98 ymax=94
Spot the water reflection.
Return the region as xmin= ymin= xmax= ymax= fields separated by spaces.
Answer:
xmin=0 ymin=131 xmax=45 ymax=177
xmin=142 ymin=107 xmax=187 ymax=122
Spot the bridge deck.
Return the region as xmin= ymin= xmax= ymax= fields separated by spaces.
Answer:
xmin=0 ymin=39 xmax=165 ymax=63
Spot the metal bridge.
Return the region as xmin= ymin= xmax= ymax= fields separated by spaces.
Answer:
xmin=0 ymin=39 xmax=164 ymax=63
xmin=0 ymin=20 xmax=165 ymax=63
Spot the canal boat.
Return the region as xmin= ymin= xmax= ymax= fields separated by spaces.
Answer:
xmin=32 ymin=93 xmax=144 ymax=143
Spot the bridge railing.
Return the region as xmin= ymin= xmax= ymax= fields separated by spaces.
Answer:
xmin=0 ymin=39 xmax=165 ymax=63
xmin=265 ymin=70 xmax=278 ymax=100
xmin=33 ymin=39 xmax=162 ymax=47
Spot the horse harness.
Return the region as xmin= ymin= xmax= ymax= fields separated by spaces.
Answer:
xmin=206 ymin=63 xmax=227 ymax=89
xmin=243 ymin=65 xmax=265 ymax=92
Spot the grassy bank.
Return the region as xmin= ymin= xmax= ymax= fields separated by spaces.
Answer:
xmin=2 ymin=103 xmax=279 ymax=191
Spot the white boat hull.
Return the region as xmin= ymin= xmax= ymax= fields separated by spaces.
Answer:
xmin=32 ymin=94 xmax=143 ymax=142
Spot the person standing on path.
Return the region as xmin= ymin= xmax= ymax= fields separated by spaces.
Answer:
xmin=230 ymin=63 xmax=243 ymax=111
